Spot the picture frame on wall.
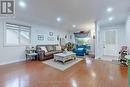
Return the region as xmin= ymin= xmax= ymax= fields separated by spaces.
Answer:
xmin=93 ymin=35 xmax=95 ymax=39
xmin=57 ymin=35 xmax=60 ymax=41
xmin=37 ymin=35 xmax=44 ymax=41
xmin=47 ymin=36 xmax=55 ymax=41
xmin=49 ymin=32 xmax=53 ymax=36
xmin=65 ymin=35 xmax=67 ymax=39
xmin=70 ymin=35 xmax=72 ymax=39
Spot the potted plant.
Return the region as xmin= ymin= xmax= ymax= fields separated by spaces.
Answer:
xmin=65 ymin=42 xmax=74 ymax=51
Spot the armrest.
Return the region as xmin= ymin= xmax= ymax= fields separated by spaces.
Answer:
xmin=83 ymin=48 xmax=87 ymax=52
xmin=36 ymin=50 xmax=46 ymax=61
xmin=72 ymin=48 xmax=77 ymax=52
xmin=36 ymin=50 xmax=45 ymax=55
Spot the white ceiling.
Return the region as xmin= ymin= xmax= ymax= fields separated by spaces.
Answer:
xmin=15 ymin=0 xmax=130 ymax=32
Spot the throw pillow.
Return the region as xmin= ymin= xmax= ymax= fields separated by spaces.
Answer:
xmin=46 ymin=46 xmax=54 ymax=52
xmin=40 ymin=46 xmax=48 ymax=52
xmin=56 ymin=45 xmax=61 ymax=51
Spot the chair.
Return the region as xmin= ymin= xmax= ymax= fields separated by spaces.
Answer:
xmin=73 ymin=45 xmax=87 ymax=56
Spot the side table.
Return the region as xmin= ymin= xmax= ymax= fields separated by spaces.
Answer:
xmin=25 ymin=49 xmax=38 ymax=61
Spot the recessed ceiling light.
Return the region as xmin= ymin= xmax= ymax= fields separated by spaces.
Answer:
xmin=108 ymin=17 xmax=114 ymax=21
xmin=107 ymin=7 xmax=113 ymax=12
xmin=72 ymin=25 xmax=76 ymax=28
xmin=19 ymin=1 xmax=26 ymax=8
xmin=57 ymin=17 xmax=62 ymax=22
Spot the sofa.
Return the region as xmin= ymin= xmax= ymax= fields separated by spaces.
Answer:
xmin=36 ymin=45 xmax=63 ymax=61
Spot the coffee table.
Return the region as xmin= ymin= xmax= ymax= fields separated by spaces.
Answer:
xmin=54 ymin=52 xmax=76 ymax=64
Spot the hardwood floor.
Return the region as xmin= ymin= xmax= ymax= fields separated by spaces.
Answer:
xmin=0 ymin=58 xmax=128 ymax=87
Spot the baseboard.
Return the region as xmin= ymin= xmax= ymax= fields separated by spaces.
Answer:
xmin=95 ymin=55 xmax=102 ymax=59
xmin=88 ymin=53 xmax=95 ymax=56
xmin=0 ymin=59 xmax=26 ymax=65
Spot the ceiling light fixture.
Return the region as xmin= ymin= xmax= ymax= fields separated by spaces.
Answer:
xmin=72 ymin=25 xmax=76 ymax=28
xmin=107 ymin=7 xmax=113 ymax=12
xmin=57 ymin=17 xmax=62 ymax=22
xmin=108 ymin=17 xmax=113 ymax=21
xmin=19 ymin=1 xmax=26 ymax=8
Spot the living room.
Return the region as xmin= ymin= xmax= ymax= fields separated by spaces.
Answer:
xmin=0 ymin=19 xmax=73 ymax=64
xmin=0 ymin=0 xmax=129 ymax=87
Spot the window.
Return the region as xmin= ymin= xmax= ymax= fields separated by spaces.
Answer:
xmin=5 ymin=23 xmax=31 ymax=46
xmin=20 ymin=31 xmax=30 ymax=44
xmin=6 ymin=29 xmax=19 ymax=45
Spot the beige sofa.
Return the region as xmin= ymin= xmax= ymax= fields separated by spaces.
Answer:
xmin=36 ymin=45 xmax=63 ymax=61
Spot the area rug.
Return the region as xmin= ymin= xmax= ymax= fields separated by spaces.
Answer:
xmin=42 ymin=58 xmax=83 ymax=71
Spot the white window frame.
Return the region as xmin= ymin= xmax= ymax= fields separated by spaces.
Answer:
xmin=4 ymin=22 xmax=31 ymax=46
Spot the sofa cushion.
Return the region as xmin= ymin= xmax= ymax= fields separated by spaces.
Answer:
xmin=46 ymin=46 xmax=54 ymax=52
xmin=40 ymin=46 xmax=48 ymax=52
xmin=45 ymin=52 xmax=53 ymax=56
xmin=53 ymin=50 xmax=62 ymax=54
xmin=77 ymin=48 xmax=84 ymax=51
xmin=55 ymin=45 xmax=61 ymax=51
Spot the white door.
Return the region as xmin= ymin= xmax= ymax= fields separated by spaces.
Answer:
xmin=103 ymin=29 xmax=118 ymax=56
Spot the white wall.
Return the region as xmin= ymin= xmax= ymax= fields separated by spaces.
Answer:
xmin=126 ymin=15 xmax=130 ymax=53
xmin=0 ymin=19 xmax=70 ymax=65
xmin=67 ymin=32 xmax=75 ymax=44
xmin=31 ymin=24 xmax=69 ymax=45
